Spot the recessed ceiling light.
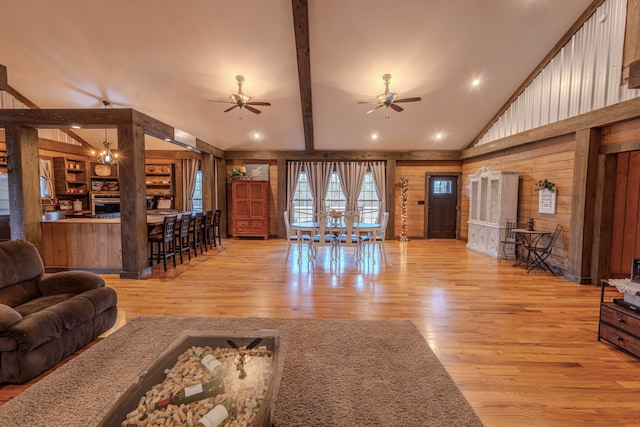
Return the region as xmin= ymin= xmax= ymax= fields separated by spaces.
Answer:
xmin=71 ymin=125 xmax=81 ymax=129
xmin=371 ymin=133 xmax=378 ymax=140
xmin=252 ymin=132 xmax=262 ymax=140
xmin=435 ymin=132 xmax=443 ymax=140
xmin=164 ymin=138 xmax=172 ymax=142
xmin=472 ymin=79 xmax=480 ymax=87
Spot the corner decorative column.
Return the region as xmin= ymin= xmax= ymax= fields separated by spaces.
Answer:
xmin=400 ymin=176 xmax=409 ymax=242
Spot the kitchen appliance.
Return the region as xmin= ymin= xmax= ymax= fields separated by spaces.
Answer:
xmin=91 ymin=193 xmax=120 ymax=215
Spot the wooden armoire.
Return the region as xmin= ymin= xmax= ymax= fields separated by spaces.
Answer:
xmin=231 ymin=180 xmax=269 ymax=239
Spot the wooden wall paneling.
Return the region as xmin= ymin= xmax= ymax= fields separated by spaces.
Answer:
xmin=118 ymin=123 xmax=150 ymax=279
xmin=567 ymin=128 xmax=600 ymax=283
xmin=622 ymin=152 xmax=640 ymax=270
xmin=5 ymin=125 xmax=42 ymax=252
xmin=592 ymin=153 xmax=617 ymax=282
xmin=269 ymin=163 xmax=277 ymax=237
xmin=609 ymin=152 xmax=629 ymax=274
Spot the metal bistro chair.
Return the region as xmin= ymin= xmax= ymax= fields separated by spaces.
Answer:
xmin=527 ymin=224 xmax=563 ymax=275
xmin=498 ymin=219 xmax=518 ymax=262
xmin=175 ymin=213 xmax=192 ymax=264
xmin=311 ymin=212 xmax=339 ymax=261
xmin=360 ymin=211 xmax=389 ymax=260
xmin=148 ymin=215 xmax=177 ymax=272
xmin=337 ymin=211 xmax=362 ymax=260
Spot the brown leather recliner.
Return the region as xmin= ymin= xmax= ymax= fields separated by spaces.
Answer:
xmin=0 ymin=240 xmax=117 ymax=383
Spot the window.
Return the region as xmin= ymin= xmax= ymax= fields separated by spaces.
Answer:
xmin=291 ymin=172 xmax=313 ymax=222
xmin=324 ymin=172 xmax=346 ymax=213
xmin=357 ymin=173 xmax=381 ymax=223
xmin=433 ymin=179 xmax=452 ymax=194
xmin=290 ymin=166 xmax=382 ymax=223
xmin=192 ymin=170 xmax=203 ymax=212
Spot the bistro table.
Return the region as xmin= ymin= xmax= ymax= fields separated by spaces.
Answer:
xmin=512 ymin=228 xmax=549 ymax=268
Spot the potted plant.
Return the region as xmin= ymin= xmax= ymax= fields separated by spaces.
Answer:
xmin=535 ymin=179 xmax=556 ymax=192
xmin=227 ymin=168 xmax=246 ymax=183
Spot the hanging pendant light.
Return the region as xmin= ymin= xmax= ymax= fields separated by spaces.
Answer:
xmin=90 ymin=101 xmax=118 ymax=165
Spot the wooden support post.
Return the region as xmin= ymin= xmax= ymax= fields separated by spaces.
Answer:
xmin=216 ymin=158 xmax=228 ymax=237
xmin=118 ymin=123 xmax=151 ymax=279
xmin=386 ymin=159 xmax=396 ymax=238
xmin=5 ymin=124 xmax=42 ymax=252
xmin=277 ymin=158 xmax=287 ymax=238
xmin=200 ymin=151 xmax=214 ymax=212
xmin=591 ymin=153 xmax=617 ymax=283
xmin=567 ymin=128 xmax=600 ymax=284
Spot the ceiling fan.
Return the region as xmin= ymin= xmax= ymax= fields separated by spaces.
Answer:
xmin=208 ymin=75 xmax=271 ymax=117
xmin=358 ymin=73 xmax=421 ymax=118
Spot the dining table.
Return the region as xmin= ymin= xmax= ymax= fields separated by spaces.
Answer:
xmin=290 ymin=220 xmax=382 ymax=259
xmin=511 ymin=228 xmax=549 ymax=268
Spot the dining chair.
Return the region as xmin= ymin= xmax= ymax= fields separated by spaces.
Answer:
xmin=338 ymin=211 xmax=361 ymax=259
xmin=175 ymin=213 xmax=192 ymax=264
xmin=212 ymin=209 xmax=222 ymax=247
xmin=148 ymin=215 xmax=177 ymax=272
xmin=311 ymin=212 xmax=338 ymax=260
xmin=360 ymin=211 xmax=389 ymax=260
xmin=283 ymin=211 xmax=311 ymax=262
xmin=527 ymin=224 xmax=563 ymax=275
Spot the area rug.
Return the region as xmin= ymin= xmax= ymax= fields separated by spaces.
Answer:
xmin=0 ymin=316 xmax=483 ymax=426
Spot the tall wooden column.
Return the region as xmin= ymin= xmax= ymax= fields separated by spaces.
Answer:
xmin=5 ymin=124 xmax=42 ymax=252
xmin=216 ymin=158 xmax=228 ymax=237
xmin=386 ymin=159 xmax=396 ymax=238
xmin=567 ymin=128 xmax=600 ymax=284
xmin=118 ymin=123 xmax=150 ymax=279
xmin=200 ymin=151 xmax=214 ymax=211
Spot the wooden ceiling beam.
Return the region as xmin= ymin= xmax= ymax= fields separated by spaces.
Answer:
xmin=225 ymin=150 xmax=461 ymax=161
xmin=292 ymin=0 xmax=314 ymax=154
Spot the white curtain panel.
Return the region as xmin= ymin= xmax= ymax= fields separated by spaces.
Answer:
xmin=370 ymin=161 xmax=386 ymax=223
xmin=287 ymin=161 xmax=303 ymax=219
xmin=305 ymin=162 xmax=333 ymax=216
xmin=38 ymin=158 xmax=54 ymax=198
xmin=336 ymin=162 xmax=366 ymax=214
xmin=182 ymin=159 xmax=199 ymax=211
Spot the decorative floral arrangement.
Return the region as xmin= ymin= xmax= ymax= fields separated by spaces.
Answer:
xmin=329 ymin=209 xmax=342 ymax=217
xmin=227 ymin=168 xmax=246 ymax=183
xmin=535 ymin=179 xmax=556 ymax=192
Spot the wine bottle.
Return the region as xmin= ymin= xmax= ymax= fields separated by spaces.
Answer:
xmin=195 ymin=397 xmax=238 ymax=427
xmin=149 ymin=377 xmax=225 ymax=411
xmin=201 ymin=354 xmax=225 ymax=376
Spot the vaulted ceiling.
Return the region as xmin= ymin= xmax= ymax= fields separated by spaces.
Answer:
xmin=0 ymin=0 xmax=594 ymax=153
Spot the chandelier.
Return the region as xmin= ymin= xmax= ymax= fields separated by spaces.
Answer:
xmin=91 ymin=101 xmax=118 ymax=164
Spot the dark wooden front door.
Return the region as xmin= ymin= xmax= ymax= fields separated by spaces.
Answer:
xmin=427 ymin=175 xmax=458 ymax=239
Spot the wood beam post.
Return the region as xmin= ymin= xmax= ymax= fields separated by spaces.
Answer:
xmin=201 ymin=151 xmax=214 ymax=212
xmin=216 ymin=158 xmax=228 ymax=237
xmin=5 ymin=124 xmax=42 ymax=252
xmin=626 ymin=0 xmax=640 ymax=87
xmin=566 ymin=128 xmax=601 ymax=283
xmin=292 ymin=0 xmax=314 ymax=153
xmin=591 ymin=153 xmax=617 ymax=283
xmin=277 ymin=158 xmax=287 ymax=238
xmin=386 ymin=160 xmax=396 ymax=238
xmin=118 ymin=123 xmax=151 ymax=279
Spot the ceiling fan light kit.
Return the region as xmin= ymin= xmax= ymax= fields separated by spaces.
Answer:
xmin=209 ymin=75 xmax=271 ymax=118
xmin=90 ymin=101 xmax=118 ymax=165
xmin=359 ymin=73 xmax=421 ymax=118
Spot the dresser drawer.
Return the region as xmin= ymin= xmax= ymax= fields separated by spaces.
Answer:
xmin=600 ymin=303 xmax=640 ymax=334
xmin=599 ymin=322 xmax=640 ymax=356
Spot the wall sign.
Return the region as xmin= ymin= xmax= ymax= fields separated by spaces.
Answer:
xmin=244 ymin=163 xmax=269 ymax=180
xmin=538 ymin=189 xmax=556 ymax=214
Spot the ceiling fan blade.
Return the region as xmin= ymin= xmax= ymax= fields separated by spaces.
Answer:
xmin=223 ymin=105 xmax=238 ymax=113
xmin=244 ymin=105 xmax=262 ymax=114
xmin=247 ymin=101 xmax=271 ymax=106
xmin=394 ymin=97 xmax=421 ymax=103
xmin=208 ymin=100 xmax=234 ymax=104
xmin=390 ymin=103 xmax=404 ymax=112
xmin=366 ymin=105 xmax=384 ymax=114
xmin=357 ymin=101 xmax=376 ymax=104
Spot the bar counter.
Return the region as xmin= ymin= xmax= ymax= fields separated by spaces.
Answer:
xmin=41 ymin=213 xmax=187 ymax=273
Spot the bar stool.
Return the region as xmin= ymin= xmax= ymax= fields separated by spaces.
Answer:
xmin=191 ymin=212 xmax=204 ymax=256
xmin=202 ymin=210 xmax=213 ymax=251
xmin=212 ymin=209 xmax=222 ymax=247
xmin=175 ymin=213 xmax=192 ymax=263
xmin=148 ymin=215 xmax=177 ymax=272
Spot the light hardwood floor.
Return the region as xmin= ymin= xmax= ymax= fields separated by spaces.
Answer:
xmin=1 ymin=238 xmax=639 ymax=426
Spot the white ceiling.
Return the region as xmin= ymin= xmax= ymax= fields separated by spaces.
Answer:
xmin=0 ymin=0 xmax=594 ymax=152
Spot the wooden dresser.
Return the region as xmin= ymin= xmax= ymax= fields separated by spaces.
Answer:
xmin=598 ymin=280 xmax=640 ymax=358
xmin=231 ymin=180 xmax=269 ymax=239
